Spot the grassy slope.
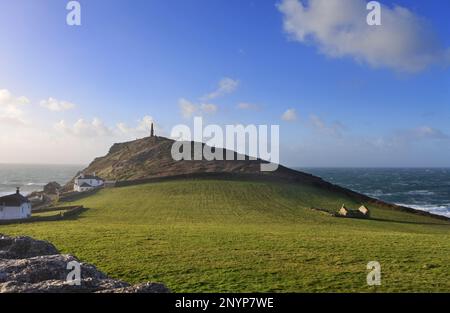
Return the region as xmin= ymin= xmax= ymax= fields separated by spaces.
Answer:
xmin=1 ymin=179 xmax=449 ymax=292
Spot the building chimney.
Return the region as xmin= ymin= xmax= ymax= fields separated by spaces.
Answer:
xmin=16 ymin=187 xmax=20 ymax=195
xmin=150 ymin=123 xmax=154 ymax=137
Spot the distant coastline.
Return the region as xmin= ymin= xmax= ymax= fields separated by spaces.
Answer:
xmin=0 ymin=164 xmax=82 ymax=197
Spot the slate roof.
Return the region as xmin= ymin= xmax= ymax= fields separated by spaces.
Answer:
xmin=0 ymin=192 xmax=30 ymax=207
xmin=76 ymin=174 xmax=104 ymax=180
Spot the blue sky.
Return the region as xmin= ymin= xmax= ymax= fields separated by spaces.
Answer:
xmin=0 ymin=0 xmax=449 ymax=166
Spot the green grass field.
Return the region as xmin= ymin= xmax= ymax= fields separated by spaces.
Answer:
xmin=1 ymin=179 xmax=449 ymax=292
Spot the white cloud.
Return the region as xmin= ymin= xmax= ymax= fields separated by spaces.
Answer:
xmin=40 ymin=97 xmax=75 ymax=112
xmin=0 ymin=89 xmax=29 ymax=106
xmin=309 ymin=114 xmax=345 ymax=137
xmin=178 ymin=98 xmax=218 ymax=119
xmin=237 ymin=102 xmax=259 ymax=110
xmin=56 ymin=115 xmax=160 ymax=139
xmin=178 ymin=77 xmax=238 ymax=118
xmin=55 ymin=118 xmax=113 ymax=137
xmin=0 ymin=88 xmax=161 ymax=163
xmin=136 ymin=115 xmax=155 ymax=132
xmin=0 ymin=89 xmax=30 ymax=125
xmin=179 ymin=98 xmax=198 ymax=119
xmin=391 ymin=126 xmax=449 ymax=143
xmin=281 ymin=108 xmax=297 ymax=121
xmin=367 ymin=126 xmax=449 ymax=152
xmin=116 ymin=122 xmax=129 ymax=134
xmin=117 ymin=115 xmax=160 ymax=136
xmin=200 ymin=103 xmax=218 ymax=113
xmin=201 ymin=77 xmax=239 ymax=100
xmin=416 ymin=126 xmax=449 ymax=139
xmin=277 ymin=0 xmax=450 ymax=72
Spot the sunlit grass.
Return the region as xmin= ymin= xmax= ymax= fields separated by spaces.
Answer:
xmin=1 ymin=179 xmax=449 ymax=292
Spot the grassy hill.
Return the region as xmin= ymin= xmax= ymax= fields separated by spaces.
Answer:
xmin=1 ymin=178 xmax=449 ymax=292
xmin=63 ymin=134 xmax=447 ymax=221
xmin=65 ymin=136 xmax=363 ymax=194
xmin=68 ymin=136 xmax=268 ymax=182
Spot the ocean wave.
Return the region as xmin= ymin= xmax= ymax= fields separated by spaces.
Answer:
xmin=404 ymin=190 xmax=436 ymax=196
xmin=367 ymin=189 xmax=384 ymax=197
xmin=368 ymin=189 xmax=437 ymax=197
xmin=366 ymin=190 xmax=394 ymax=197
xmin=395 ymin=203 xmax=450 ymax=218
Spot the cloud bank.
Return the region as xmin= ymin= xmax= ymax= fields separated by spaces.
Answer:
xmin=178 ymin=98 xmax=218 ymax=119
xmin=0 ymin=89 xmax=30 ymax=125
xmin=278 ymin=0 xmax=450 ymax=72
xmin=54 ymin=118 xmax=113 ymax=137
xmin=40 ymin=97 xmax=75 ymax=112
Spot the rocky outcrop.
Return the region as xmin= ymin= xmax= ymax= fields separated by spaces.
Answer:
xmin=64 ymin=136 xmax=316 ymax=184
xmin=43 ymin=182 xmax=61 ymax=195
xmin=0 ymin=235 xmax=58 ymax=259
xmin=0 ymin=234 xmax=170 ymax=293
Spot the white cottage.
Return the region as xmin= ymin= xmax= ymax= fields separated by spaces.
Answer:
xmin=74 ymin=173 xmax=104 ymax=192
xmin=0 ymin=188 xmax=32 ymax=220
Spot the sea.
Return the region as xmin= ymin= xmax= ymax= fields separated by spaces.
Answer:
xmin=300 ymin=168 xmax=450 ymax=218
xmin=0 ymin=164 xmax=449 ymax=218
xmin=0 ymin=164 xmax=82 ymax=197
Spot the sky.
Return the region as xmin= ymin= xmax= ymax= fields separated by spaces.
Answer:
xmin=0 ymin=0 xmax=449 ymax=167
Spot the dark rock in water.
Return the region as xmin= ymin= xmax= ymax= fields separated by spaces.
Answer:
xmin=0 ymin=234 xmax=170 ymax=293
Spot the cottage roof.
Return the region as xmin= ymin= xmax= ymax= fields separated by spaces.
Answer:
xmin=80 ymin=182 xmax=93 ymax=188
xmin=0 ymin=192 xmax=30 ymax=207
xmin=76 ymin=174 xmax=103 ymax=181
